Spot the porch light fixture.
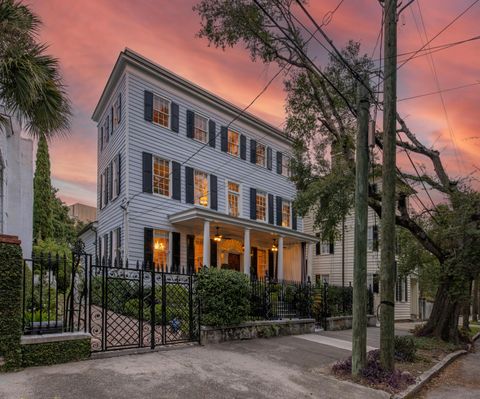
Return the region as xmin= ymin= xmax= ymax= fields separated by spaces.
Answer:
xmin=271 ymin=239 xmax=278 ymax=252
xmin=213 ymin=226 xmax=223 ymax=242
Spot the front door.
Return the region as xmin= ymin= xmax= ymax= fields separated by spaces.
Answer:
xmin=227 ymin=253 xmax=241 ymax=271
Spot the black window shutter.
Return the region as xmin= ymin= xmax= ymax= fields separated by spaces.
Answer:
xmin=404 ymin=278 xmax=408 ymax=302
xmin=100 ymin=127 xmax=104 ymax=151
xmin=111 ymin=107 xmax=114 ymax=134
xmin=186 ymin=110 xmax=194 ymax=138
xmin=267 ymin=147 xmax=272 ymax=170
xmin=208 ymin=120 xmax=216 ymax=148
xmin=210 ymin=174 xmax=218 ymax=210
xmin=172 ymin=161 xmax=181 ymax=201
xmin=142 ymin=152 xmax=153 ymax=193
xmin=268 ymin=194 xmax=274 ymax=224
xmin=372 ymin=225 xmax=379 ymax=251
xmin=329 ymin=241 xmax=335 ymax=254
xmin=144 ymin=91 xmax=153 ymax=122
xmin=104 ymin=170 xmax=108 ymax=205
xmin=105 ymin=118 xmax=110 ymax=142
xmin=251 ymin=247 xmax=258 ymax=279
xmin=185 ymin=166 xmax=194 ymax=204
xmin=172 ymin=232 xmax=181 ymax=273
xmin=144 ymin=228 xmax=153 ymax=270
xmin=118 ymin=93 xmax=122 ymax=123
xmin=99 ymin=174 xmax=103 ymax=210
xmin=210 ymin=240 xmax=218 ymax=267
xmin=250 ymin=139 xmax=257 ymax=164
xmin=292 ymin=210 xmax=297 ymax=230
xmin=220 ymin=126 xmax=228 ymax=152
xmin=186 ymin=234 xmax=195 ymax=273
xmin=98 ymin=238 xmax=102 ymax=263
xmin=250 ymin=188 xmax=257 ymax=220
xmin=109 ymin=163 xmax=113 ymax=201
xmin=276 ymin=196 xmax=282 ymax=226
xmin=240 ymin=134 xmax=246 ymax=160
xmin=277 ymin=151 xmax=283 ymax=174
xmin=117 ymin=153 xmax=121 ymax=195
xmin=109 ymin=230 xmax=113 ymax=262
xmin=315 ymin=234 xmax=320 ymax=256
xmin=171 ymin=102 xmax=179 ymax=132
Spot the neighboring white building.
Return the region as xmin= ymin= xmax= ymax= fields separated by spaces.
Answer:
xmin=0 ymin=108 xmax=33 ymax=257
xmin=304 ymin=208 xmax=420 ymax=321
xmin=78 ymin=221 xmax=98 ymax=259
xmin=91 ymin=49 xmax=316 ymax=278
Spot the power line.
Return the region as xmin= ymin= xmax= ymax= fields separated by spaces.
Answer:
xmin=398 ymin=81 xmax=480 ymax=102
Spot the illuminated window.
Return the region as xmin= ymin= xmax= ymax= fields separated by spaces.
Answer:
xmin=227 ymin=130 xmax=239 ymax=157
xmin=256 ymin=143 xmax=266 ymax=167
xmin=281 ymin=200 xmax=291 ymax=228
xmin=282 ymin=155 xmax=291 ymax=177
xmin=194 ymin=114 xmax=208 ymax=143
xmin=257 ymin=249 xmax=267 ymax=277
xmin=194 ymin=238 xmax=203 ymax=271
xmin=153 ymin=230 xmax=169 ymax=270
xmin=153 ymin=95 xmax=170 ymax=127
xmin=153 ymin=156 xmax=170 ymax=197
xmin=194 ymin=170 xmax=209 ymax=207
xmin=227 ymin=181 xmax=240 ymax=217
xmin=256 ymin=191 xmax=267 ymax=222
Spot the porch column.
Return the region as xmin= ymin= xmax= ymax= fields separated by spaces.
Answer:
xmin=243 ymin=228 xmax=251 ymax=276
xmin=203 ymin=219 xmax=210 ymax=267
xmin=306 ymin=242 xmax=314 ymax=282
xmin=277 ymin=236 xmax=284 ymax=280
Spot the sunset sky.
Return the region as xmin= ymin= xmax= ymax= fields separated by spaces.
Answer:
xmin=30 ymin=0 xmax=480 ymax=207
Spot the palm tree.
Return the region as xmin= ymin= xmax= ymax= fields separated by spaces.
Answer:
xmin=0 ymin=0 xmax=71 ymax=136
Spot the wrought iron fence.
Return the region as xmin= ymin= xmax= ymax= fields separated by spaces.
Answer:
xmin=249 ymin=276 xmax=313 ymax=320
xmin=22 ymin=252 xmax=88 ymax=335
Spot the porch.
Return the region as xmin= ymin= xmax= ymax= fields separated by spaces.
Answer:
xmin=168 ymin=207 xmax=316 ymax=281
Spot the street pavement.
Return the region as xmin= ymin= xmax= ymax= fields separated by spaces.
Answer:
xmin=0 ymin=328 xmax=393 ymax=399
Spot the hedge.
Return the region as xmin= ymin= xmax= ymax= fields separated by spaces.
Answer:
xmin=0 ymin=241 xmax=23 ymax=370
xmin=21 ymin=338 xmax=91 ymax=367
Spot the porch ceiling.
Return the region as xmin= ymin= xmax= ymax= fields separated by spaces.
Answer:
xmin=168 ymin=207 xmax=316 ymax=245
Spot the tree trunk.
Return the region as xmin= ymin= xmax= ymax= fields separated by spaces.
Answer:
xmin=472 ymin=279 xmax=479 ymax=323
xmin=462 ymin=280 xmax=473 ymax=330
xmin=416 ymin=281 xmax=461 ymax=343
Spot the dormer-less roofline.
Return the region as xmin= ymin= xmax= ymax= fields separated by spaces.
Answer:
xmin=92 ymin=48 xmax=292 ymax=144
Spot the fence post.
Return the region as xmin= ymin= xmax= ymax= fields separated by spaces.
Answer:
xmin=0 ymin=235 xmax=23 ymax=370
xmin=323 ymin=282 xmax=329 ymax=331
xmin=150 ymin=262 xmax=156 ymax=350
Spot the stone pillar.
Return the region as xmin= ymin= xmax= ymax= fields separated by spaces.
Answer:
xmin=243 ymin=228 xmax=251 ymax=276
xmin=202 ymin=219 xmax=210 ymax=267
xmin=277 ymin=236 xmax=284 ymax=280
xmin=306 ymin=242 xmax=314 ymax=282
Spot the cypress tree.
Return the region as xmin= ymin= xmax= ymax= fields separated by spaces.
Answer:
xmin=33 ymin=134 xmax=53 ymax=241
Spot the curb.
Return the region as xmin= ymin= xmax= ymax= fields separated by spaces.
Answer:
xmin=391 ymin=349 xmax=467 ymax=399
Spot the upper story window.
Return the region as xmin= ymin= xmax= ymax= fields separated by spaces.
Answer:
xmin=194 ymin=170 xmax=209 ymax=207
xmin=194 ymin=114 xmax=208 ymax=143
xmin=368 ymin=225 xmax=379 ymax=252
xmin=227 ymin=130 xmax=239 ymax=157
xmin=256 ymin=191 xmax=267 ymax=222
xmin=281 ymin=200 xmax=291 ymax=228
xmin=113 ymin=95 xmax=121 ymax=129
xmin=112 ymin=157 xmax=119 ymax=200
xmin=227 ymin=181 xmax=240 ymax=217
xmin=153 ymin=156 xmax=170 ymax=197
xmin=153 ymin=95 xmax=170 ymax=128
xmin=282 ymin=155 xmax=291 ymax=177
xmin=100 ymin=173 xmax=106 ymax=209
xmin=256 ymin=143 xmax=266 ymax=167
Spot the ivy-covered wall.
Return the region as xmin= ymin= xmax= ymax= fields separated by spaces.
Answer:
xmin=0 ymin=238 xmax=23 ymax=370
xmin=21 ymin=338 xmax=91 ymax=367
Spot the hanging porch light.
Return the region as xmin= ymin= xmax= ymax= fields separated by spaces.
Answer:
xmin=213 ymin=226 xmax=223 ymax=242
xmin=271 ymin=238 xmax=278 ymax=252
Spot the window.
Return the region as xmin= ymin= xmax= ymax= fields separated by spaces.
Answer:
xmin=257 ymin=249 xmax=267 ymax=277
xmin=256 ymin=143 xmax=266 ymax=167
xmin=256 ymin=191 xmax=267 ymax=222
xmin=104 ymin=117 xmax=110 ymax=143
xmin=194 ymin=114 xmax=208 ymax=143
xmin=315 ymin=274 xmax=329 ymax=285
xmin=320 ymin=241 xmax=333 ymax=255
xmin=112 ymin=158 xmax=119 ymax=200
xmin=153 ymin=95 xmax=170 ymax=127
xmin=113 ymin=96 xmax=121 ymax=128
xmin=281 ymin=200 xmax=291 ymax=228
xmin=227 ymin=130 xmax=239 ymax=157
xmin=227 ymin=181 xmax=240 ymax=217
xmin=112 ymin=228 xmax=121 ymax=265
xmin=396 ymin=277 xmax=408 ymax=302
xmin=368 ymin=225 xmax=379 ymax=251
xmin=194 ymin=237 xmax=203 ymax=271
xmin=100 ymin=173 xmax=105 ymax=209
xmin=153 ymin=230 xmax=169 ymax=270
xmin=153 ymin=156 xmax=170 ymax=197
xmin=194 ymin=170 xmax=209 ymax=207
xmin=281 ymin=155 xmax=291 ymax=177
xmin=102 ymin=234 xmax=108 ymax=262
xmin=99 ymin=127 xmax=104 ymax=151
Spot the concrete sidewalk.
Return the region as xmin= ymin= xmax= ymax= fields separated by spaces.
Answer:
xmin=0 ymin=334 xmax=389 ymax=399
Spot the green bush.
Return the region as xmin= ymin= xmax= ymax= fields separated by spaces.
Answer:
xmin=394 ymin=335 xmax=416 ymax=362
xmin=196 ymin=267 xmax=250 ymax=326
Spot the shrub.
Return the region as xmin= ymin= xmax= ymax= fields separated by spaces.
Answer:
xmin=394 ymin=335 xmax=416 ymax=362
xmin=196 ymin=267 xmax=250 ymax=326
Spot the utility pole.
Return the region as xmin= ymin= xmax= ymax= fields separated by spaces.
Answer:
xmin=380 ymin=0 xmax=398 ymax=371
xmin=352 ymin=81 xmax=370 ymax=376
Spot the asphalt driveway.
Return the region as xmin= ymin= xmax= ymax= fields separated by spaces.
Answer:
xmin=0 ymin=329 xmax=392 ymax=399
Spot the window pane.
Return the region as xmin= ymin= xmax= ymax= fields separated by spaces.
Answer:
xmin=194 ymin=170 xmax=209 ymax=206
xmin=282 ymin=200 xmax=290 ymax=227
xmin=153 ymin=157 xmax=170 ymax=196
xmin=256 ymin=144 xmax=266 ymax=167
xmin=153 ymin=95 xmax=169 ymax=127
xmin=153 ymin=230 xmax=169 ymax=270
xmin=282 ymin=155 xmax=291 ymax=177
xmin=228 ymin=181 xmax=240 ymax=217
xmin=256 ymin=192 xmax=266 ymax=221
xmin=227 ymin=130 xmax=239 ymax=156
xmin=257 ymin=249 xmax=267 ymax=277
xmin=194 ymin=114 xmax=208 ymax=143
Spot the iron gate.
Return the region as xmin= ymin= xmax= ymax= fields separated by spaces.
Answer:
xmin=89 ymin=261 xmax=198 ymax=352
